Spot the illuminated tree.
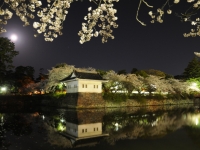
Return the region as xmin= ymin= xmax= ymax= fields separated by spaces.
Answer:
xmin=103 ymin=70 xmax=126 ymax=93
xmin=0 ymin=0 xmax=199 ymax=43
xmin=45 ymin=63 xmax=74 ymax=92
xmin=166 ymin=78 xmax=189 ymax=95
xmin=45 ymin=64 xmax=100 ymax=93
xmin=144 ymin=75 xmax=160 ymax=95
xmin=125 ymin=74 xmax=145 ymax=95
xmin=103 ymin=72 xmax=147 ymax=95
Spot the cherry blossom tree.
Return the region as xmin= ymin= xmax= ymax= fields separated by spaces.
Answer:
xmin=144 ymin=75 xmax=172 ymax=95
xmin=166 ymin=78 xmax=189 ymax=95
xmin=45 ymin=63 xmax=74 ymax=92
xmin=103 ymin=70 xmax=127 ymax=93
xmin=125 ymin=74 xmax=146 ymax=95
xmin=0 ymin=0 xmax=199 ymax=43
xmin=144 ymin=75 xmax=160 ymax=95
xmin=44 ymin=64 xmax=99 ymax=92
xmin=103 ymin=72 xmax=146 ymax=95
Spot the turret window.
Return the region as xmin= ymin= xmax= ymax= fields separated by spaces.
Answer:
xmin=82 ymin=84 xmax=87 ymax=88
xmin=94 ymin=85 xmax=99 ymax=89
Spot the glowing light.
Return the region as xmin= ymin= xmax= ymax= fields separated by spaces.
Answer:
xmin=192 ymin=82 xmax=197 ymax=87
xmin=186 ymin=114 xmax=200 ymax=126
xmin=60 ymin=118 xmax=65 ymax=123
xmin=1 ymin=87 xmax=6 ymax=91
xmin=57 ymin=123 xmax=66 ymax=131
xmin=115 ymin=123 xmax=119 ymax=131
xmin=196 ymin=118 xmax=199 ymax=126
xmin=10 ymin=34 xmax=18 ymax=42
xmin=189 ymin=82 xmax=199 ymax=91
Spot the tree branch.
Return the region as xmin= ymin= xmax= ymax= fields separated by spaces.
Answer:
xmin=136 ymin=0 xmax=153 ymax=26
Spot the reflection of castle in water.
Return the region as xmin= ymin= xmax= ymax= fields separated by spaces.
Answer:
xmin=61 ymin=109 xmax=109 ymax=147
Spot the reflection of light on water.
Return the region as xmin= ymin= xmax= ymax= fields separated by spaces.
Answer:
xmin=114 ymin=123 xmax=122 ymax=131
xmin=196 ymin=118 xmax=199 ymax=126
xmin=151 ymin=122 xmax=156 ymax=127
xmin=115 ymin=123 xmax=119 ymax=131
xmin=185 ymin=113 xmax=200 ymax=126
xmin=182 ymin=114 xmax=186 ymax=120
xmin=151 ymin=118 xmax=159 ymax=127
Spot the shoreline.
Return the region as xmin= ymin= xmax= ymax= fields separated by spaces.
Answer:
xmin=0 ymin=95 xmax=198 ymax=109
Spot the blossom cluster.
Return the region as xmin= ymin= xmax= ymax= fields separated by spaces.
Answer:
xmin=0 ymin=0 xmax=42 ymax=33
xmin=148 ymin=0 xmax=180 ymax=24
xmin=182 ymin=0 xmax=200 ymax=38
xmin=147 ymin=0 xmax=200 ymax=39
xmin=0 ymin=0 xmax=76 ymax=42
xmin=78 ymin=0 xmax=119 ymax=44
xmin=0 ymin=8 xmax=12 ymax=33
xmin=33 ymin=0 xmax=73 ymax=42
xmin=148 ymin=9 xmax=165 ymax=24
xmin=0 ymin=0 xmax=119 ymax=43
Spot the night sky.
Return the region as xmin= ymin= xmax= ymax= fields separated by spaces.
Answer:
xmin=0 ymin=0 xmax=199 ymax=78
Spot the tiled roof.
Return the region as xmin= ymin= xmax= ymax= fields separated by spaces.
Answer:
xmin=61 ymin=70 xmax=104 ymax=81
xmin=74 ymin=71 xmax=103 ymax=80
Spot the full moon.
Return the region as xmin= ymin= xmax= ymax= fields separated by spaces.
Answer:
xmin=10 ymin=34 xmax=18 ymax=42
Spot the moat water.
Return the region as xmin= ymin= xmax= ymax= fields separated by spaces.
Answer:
xmin=0 ymin=104 xmax=200 ymax=150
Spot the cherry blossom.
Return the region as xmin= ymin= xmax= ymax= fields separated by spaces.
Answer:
xmin=0 ymin=0 xmax=200 ymax=42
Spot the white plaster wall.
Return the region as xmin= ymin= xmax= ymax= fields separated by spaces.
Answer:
xmin=66 ymin=122 xmax=78 ymax=137
xmin=66 ymin=80 xmax=78 ymax=93
xmin=78 ymin=80 xmax=102 ymax=93
xmin=77 ymin=123 xmax=102 ymax=137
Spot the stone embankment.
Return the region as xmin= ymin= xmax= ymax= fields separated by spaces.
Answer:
xmin=1 ymin=94 xmax=198 ymax=109
xmin=105 ymin=99 xmax=194 ymax=108
xmin=42 ymin=93 xmax=197 ymax=108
